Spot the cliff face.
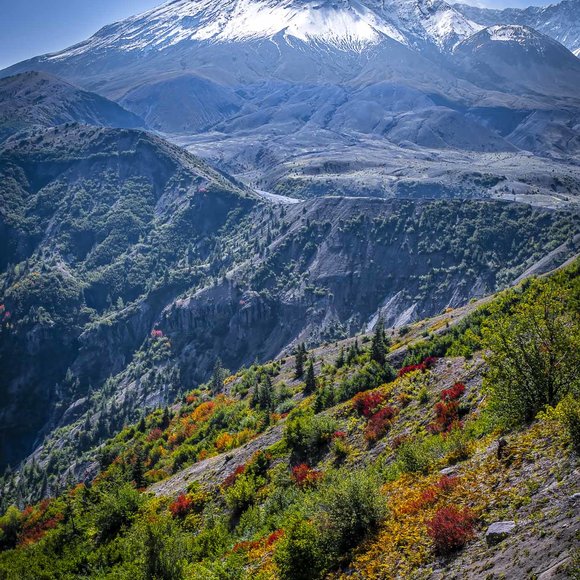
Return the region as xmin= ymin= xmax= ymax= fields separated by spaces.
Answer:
xmin=0 ymin=125 xmax=257 ymax=469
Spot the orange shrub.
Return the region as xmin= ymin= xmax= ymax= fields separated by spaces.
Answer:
xmin=215 ymin=432 xmax=234 ymax=452
xmin=291 ymin=463 xmax=323 ymax=488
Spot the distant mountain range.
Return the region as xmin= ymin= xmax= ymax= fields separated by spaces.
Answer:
xmin=1 ymin=0 xmax=579 ymax=201
xmin=455 ymin=0 xmax=580 ymax=55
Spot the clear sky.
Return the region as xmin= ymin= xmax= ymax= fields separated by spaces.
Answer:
xmin=0 ymin=0 xmax=161 ymax=70
xmin=0 ymin=0 xmax=552 ymax=71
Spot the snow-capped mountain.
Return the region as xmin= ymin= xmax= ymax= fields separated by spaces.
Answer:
xmin=455 ymin=0 xmax=580 ymax=55
xmin=1 ymin=0 xmax=579 ymax=199
xmin=46 ymin=0 xmax=479 ymax=58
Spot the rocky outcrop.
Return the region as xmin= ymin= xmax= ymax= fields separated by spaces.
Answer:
xmin=485 ymin=521 xmax=517 ymax=545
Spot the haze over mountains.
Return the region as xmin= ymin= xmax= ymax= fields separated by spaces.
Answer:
xmin=0 ymin=0 xmax=579 ymax=509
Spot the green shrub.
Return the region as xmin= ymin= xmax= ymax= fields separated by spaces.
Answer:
xmin=223 ymin=474 xmax=258 ymax=515
xmin=93 ymin=483 xmax=143 ymax=543
xmin=283 ymin=410 xmax=337 ymax=459
xmin=274 ymin=517 xmax=327 ymax=580
xmin=554 ymin=396 xmax=580 ymax=452
xmin=317 ymin=470 xmax=387 ymax=554
xmin=482 ymin=278 xmax=579 ymax=426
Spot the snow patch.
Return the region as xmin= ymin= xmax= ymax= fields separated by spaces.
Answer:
xmin=487 ymin=24 xmax=534 ymax=43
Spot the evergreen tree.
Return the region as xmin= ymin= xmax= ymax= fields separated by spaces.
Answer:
xmin=295 ymin=343 xmax=307 ymax=379
xmin=131 ymin=445 xmax=147 ymax=489
xmin=252 ymin=375 xmax=274 ymax=412
xmin=371 ymin=317 xmax=389 ymax=366
xmin=314 ymin=384 xmax=335 ymax=412
xmin=335 ymin=346 xmax=345 ymax=369
xmin=346 ymin=341 xmax=358 ymax=365
xmin=161 ymin=406 xmax=171 ymax=429
xmin=211 ymin=358 xmax=226 ymax=394
xmin=305 ymin=359 xmax=316 ymax=394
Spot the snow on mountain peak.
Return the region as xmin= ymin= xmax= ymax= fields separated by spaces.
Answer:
xmin=486 ymin=24 xmax=536 ymax=43
xmin=47 ymin=0 xmax=480 ymax=60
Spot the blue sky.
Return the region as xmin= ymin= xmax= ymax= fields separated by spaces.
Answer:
xmin=0 ymin=0 xmax=551 ymax=70
xmin=0 ymin=0 xmax=160 ymax=70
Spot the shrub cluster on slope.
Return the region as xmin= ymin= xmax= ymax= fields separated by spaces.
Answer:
xmin=0 ymin=261 xmax=578 ymax=579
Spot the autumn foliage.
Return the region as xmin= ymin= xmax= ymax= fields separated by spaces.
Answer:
xmin=222 ymin=464 xmax=247 ymax=489
xmin=429 ymin=383 xmax=466 ymax=433
xmin=426 ymin=506 xmax=475 ymax=554
xmin=441 ymin=382 xmax=466 ymax=401
xmin=398 ymin=356 xmax=437 ymax=377
xmin=291 ymin=463 xmax=323 ymax=488
xmin=169 ymin=494 xmax=194 ymax=518
xmin=352 ymin=391 xmax=387 ymax=418
xmin=364 ymin=406 xmax=397 ymax=443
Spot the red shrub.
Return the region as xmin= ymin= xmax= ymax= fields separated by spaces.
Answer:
xmin=333 ymin=431 xmax=347 ymax=439
xmin=441 ymin=383 xmax=466 ymax=401
xmin=292 ymin=463 xmax=323 ymax=488
xmin=147 ymin=428 xmax=163 ymax=442
xmin=428 ymin=400 xmax=460 ymax=434
xmin=398 ymin=356 xmax=437 ymax=377
xmin=422 ymin=356 xmax=437 ymax=369
xmin=169 ymin=494 xmax=194 ymax=518
xmin=401 ymin=487 xmax=439 ymax=514
xmin=364 ymin=406 xmax=397 ymax=443
xmin=352 ymin=391 xmax=387 ymax=417
xmin=266 ymin=529 xmax=285 ymax=546
xmin=222 ymin=464 xmax=246 ymax=489
xmin=150 ymin=329 xmax=164 ymax=339
xmin=17 ymin=501 xmax=63 ymax=546
xmin=234 ymin=529 xmax=284 ymax=553
xmin=437 ymin=475 xmax=460 ymax=492
xmin=426 ymin=506 xmax=475 ymax=554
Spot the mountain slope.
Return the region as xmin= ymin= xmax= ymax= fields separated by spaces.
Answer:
xmin=0 ymin=259 xmax=578 ymax=579
xmin=0 ymin=133 xmax=577 ymax=487
xmin=452 ymin=24 xmax=580 ymax=99
xmin=0 ymin=71 xmax=144 ymax=142
xmin=0 ymin=124 xmax=258 ymax=470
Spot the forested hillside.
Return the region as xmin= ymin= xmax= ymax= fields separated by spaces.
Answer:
xmin=1 ymin=124 xmax=577 ymax=495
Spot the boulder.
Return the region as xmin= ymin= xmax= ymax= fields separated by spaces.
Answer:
xmin=486 ymin=521 xmax=516 ymax=546
xmin=440 ymin=466 xmax=458 ymax=476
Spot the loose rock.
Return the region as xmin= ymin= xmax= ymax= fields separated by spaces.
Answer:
xmin=486 ymin=521 xmax=516 ymax=546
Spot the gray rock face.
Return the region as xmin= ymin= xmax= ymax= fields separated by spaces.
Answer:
xmin=486 ymin=521 xmax=517 ymax=545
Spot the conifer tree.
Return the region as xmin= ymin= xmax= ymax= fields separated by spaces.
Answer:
xmin=211 ymin=358 xmax=226 ymax=394
xmin=295 ymin=343 xmax=307 ymax=379
xmin=371 ymin=317 xmax=389 ymax=366
xmin=305 ymin=359 xmax=316 ymax=394
xmin=161 ymin=406 xmax=171 ymax=429
xmin=335 ymin=346 xmax=345 ymax=369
